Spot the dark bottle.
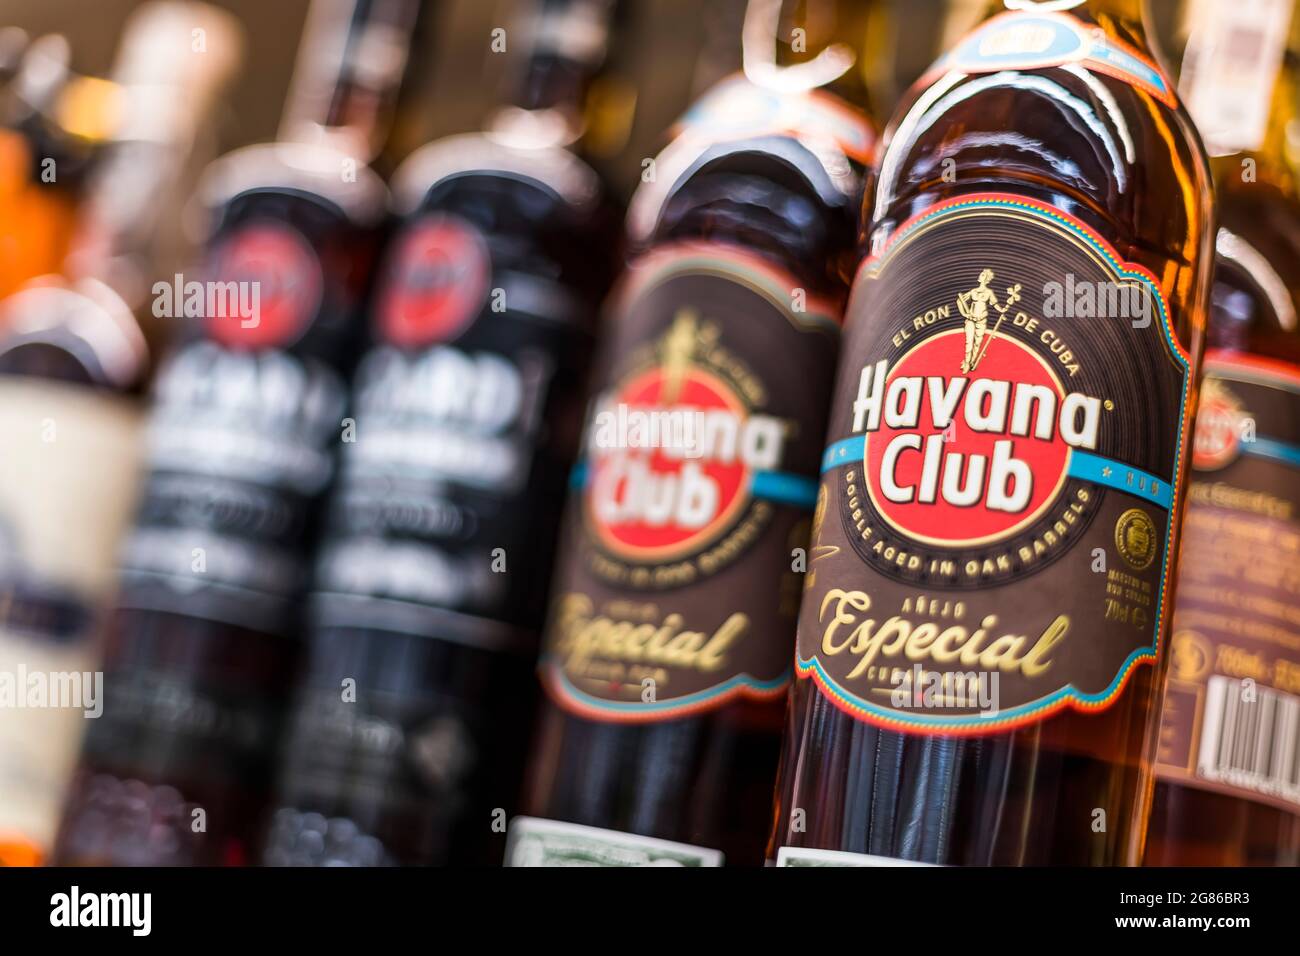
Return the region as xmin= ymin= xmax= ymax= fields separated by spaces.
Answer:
xmin=1145 ymin=0 xmax=1300 ymax=866
xmin=260 ymin=0 xmax=623 ymax=867
xmin=51 ymin=0 xmax=420 ymax=867
xmin=0 ymin=2 xmax=240 ymax=867
xmin=769 ymin=0 xmax=1213 ymax=867
xmin=508 ymin=1 xmax=876 ymax=867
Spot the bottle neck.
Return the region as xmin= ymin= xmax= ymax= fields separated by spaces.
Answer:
xmin=490 ymin=0 xmax=616 ymax=148
xmin=513 ymin=0 xmax=615 ymax=113
xmin=1261 ymin=44 xmax=1300 ymax=184
xmin=279 ymin=0 xmax=421 ymax=162
xmin=742 ymin=0 xmax=871 ymax=103
xmin=1179 ymin=0 xmax=1297 ymax=183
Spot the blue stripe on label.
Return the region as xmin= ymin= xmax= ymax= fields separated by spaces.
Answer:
xmin=548 ymin=661 xmax=792 ymax=716
xmin=569 ymin=461 xmax=588 ymax=490
xmin=1243 ymin=437 xmax=1300 ymax=469
xmin=1090 ymin=42 xmax=1168 ymax=96
xmin=950 ymin=15 xmax=1084 ymax=68
xmin=818 ymin=437 xmax=1174 ymax=510
xmin=750 ymin=471 xmax=819 ymax=509
xmin=820 ymin=435 xmax=865 ymax=473
xmin=1066 ymin=450 xmax=1171 ymax=510
xmin=569 ymin=460 xmax=818 ymax=509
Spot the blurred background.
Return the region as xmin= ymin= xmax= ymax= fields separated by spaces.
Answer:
xmin=3 ymin=0 xmax=992 ymax=197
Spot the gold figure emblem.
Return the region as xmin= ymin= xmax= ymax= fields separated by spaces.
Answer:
xmin=956 ymin=269 xmax=1022 ymax=372
xmin=1114 ymin=507 xmax=1157 ymax=571
xmin=660 ymin=308 xmax=699 ymax=403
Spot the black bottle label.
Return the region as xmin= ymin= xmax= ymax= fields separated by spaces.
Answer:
xmin=539 ymin=243 xmax=841 ymax=720
xmin=116 ymin=218 xmax=350 ymax=636
xmin=799 ymin=194 xmax=1191 ymax=733
xmin=311 ymin=210 xmax=591 ymax=642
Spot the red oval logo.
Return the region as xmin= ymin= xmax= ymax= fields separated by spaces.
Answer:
xmin=377 ymin=215 xmax=490 ymax=348
xmin=864 ymin=330 xmax=1071 ymax=547
xmin=1191 ymin=379 xmax=1244 ymax=471
xmin=207 ymin=222 xmax=321 ymax=350
xmin=587 ymin=365 xmax=754 ymax=560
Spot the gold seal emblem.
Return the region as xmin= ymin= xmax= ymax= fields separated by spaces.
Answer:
xmin=1115 ymin=507 xmax=1157 ymax=570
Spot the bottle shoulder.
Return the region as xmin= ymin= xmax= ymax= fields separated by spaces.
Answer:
xmin=637 ymin=134 xmax=862 ymax=299
xmin=868 ymin=66 xmax=1214 ymax=274
xmin=1210 ymin=169 xmax=1300 ymax=359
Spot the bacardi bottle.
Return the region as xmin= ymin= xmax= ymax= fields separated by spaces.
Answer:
xmin=260 ymin=0 xmax=623 ymax=867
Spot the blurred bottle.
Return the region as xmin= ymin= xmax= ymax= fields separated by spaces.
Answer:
xmin=260 ymin=0 xmax=623 ymax=868
xmin=0 ymin=1 xmax=241 ymax=868
xmin=278 ymin=0 xmax=421 ymax=174
xmin=1145 ymin=0 xmax=1300 ymax=866
xmin=52 ymin=0 xmax=421 ymax=867
xmin=507 ymin=0 xmax=876 ymax=867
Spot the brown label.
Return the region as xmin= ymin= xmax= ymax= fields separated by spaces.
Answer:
xmin=1154 ymin=353 xmax=1300 ymax=812
xmin=538 ymin=243 xmax=840 ymax=720
xmin=797 ymin=194 xmax=1191 ymax=733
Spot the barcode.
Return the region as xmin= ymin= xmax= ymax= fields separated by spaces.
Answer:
xmin=1197 ymin=675 xmax=1300 ymax=809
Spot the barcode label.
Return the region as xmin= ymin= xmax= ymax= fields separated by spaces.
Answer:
xmin=1197 ymin=675 xmax=1300 ymax=809
xmin=1179 ymin=0 xmax=1293 ymax=155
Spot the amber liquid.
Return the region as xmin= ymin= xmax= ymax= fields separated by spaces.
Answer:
xmin=0 ymin=129 xmax=77 ymax=303
xmin=768 ymin=4 xmax=1212 ymax=865
xmin=1144 ymin=161 xmax=1300 ymax=867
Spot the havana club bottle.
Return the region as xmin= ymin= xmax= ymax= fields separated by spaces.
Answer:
xmin=770 ymin=0 xmax=1214 ymax=866
xmin=260 ymin=0 xmax=623 ymax=868
xmin=508 ymin=0 xmax=876 ymax=867
xmin=1144 ymin=0 xmax=1300 ymax=866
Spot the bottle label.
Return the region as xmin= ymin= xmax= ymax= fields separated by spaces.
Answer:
xmin=798 ymin=194 xmax=1190 ymax=733
xmin=505 ymin=816 xmax=723 ymax=866
xmin=927 ymin=10 xmax=1176 ymax=107
xmin=312 ymin=210 xmax=589 ymax=643
xmin=1153 ymin=353 xmax=1300 ymax=813
xmin=539 ymin=244 xmax=840 ymax=721
xmin=0 ymin=382 xmax=141 ymax=863
xmin=116 ymin=217 xmax=353 ymax=635
xmin=1179 ymin=0 xmax=1293 ymax=155
xmin=774 ymin=846 xmax=939 ymax=867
